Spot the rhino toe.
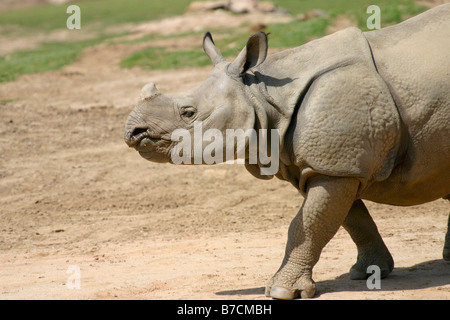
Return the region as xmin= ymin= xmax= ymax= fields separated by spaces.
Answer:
xmin=268 ymin=285 xmax=316 ymax=300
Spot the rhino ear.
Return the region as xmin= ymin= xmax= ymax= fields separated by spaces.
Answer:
xmin=203 ymin=32 xmax=225 ymax=66
xmin=228 ymin=32 xmax=268 ymax=77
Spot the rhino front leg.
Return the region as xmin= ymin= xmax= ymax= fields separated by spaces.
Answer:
xmin=342 ymin=200 xmax=394 ymax=279
xmin=444 ymin=212 xmax=450 ymax=261
xmin=266 ymin=175 xmax=359 ymax=299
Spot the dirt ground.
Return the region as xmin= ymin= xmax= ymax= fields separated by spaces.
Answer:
xmin=1 ymin=8 xmax=449 ymax=300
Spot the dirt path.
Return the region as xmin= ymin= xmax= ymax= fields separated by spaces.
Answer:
xmin=1 ymin=20 xmax=449 ymax=300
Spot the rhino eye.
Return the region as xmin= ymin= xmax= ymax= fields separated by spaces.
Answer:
xmin=180 ymin=106 xmax=196 ymax=118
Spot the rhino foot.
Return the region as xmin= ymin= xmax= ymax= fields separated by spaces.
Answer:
xmin=265 ymin=274 xmax=316 ymax=300
xmin=443 ymin=248 xmax=450 ymax=261
xmin=349 ymin=248 xmax=394 ymax=280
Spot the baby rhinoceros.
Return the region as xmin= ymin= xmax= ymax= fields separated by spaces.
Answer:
xmin=124 ymin=4 xmax=450 ymax=299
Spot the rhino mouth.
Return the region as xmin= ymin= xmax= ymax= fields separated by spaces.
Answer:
xmin=127 ymin=128 xmax=164 ymax=148
xmin=125 ymin=128 xmax=172 ymax=163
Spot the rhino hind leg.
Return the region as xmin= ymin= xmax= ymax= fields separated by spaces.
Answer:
xmin=444 ymin=205 xmax=450 ymax=261
xmin=342 ymin=200 xmax=394 ymax=279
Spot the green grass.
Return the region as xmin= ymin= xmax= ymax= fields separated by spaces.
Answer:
xmin=271 ymin=0 xmax=425 ymax=17
xmin=0 ymin=36 xmax=111 ymax=82
xmin=121 ymin=47 xmax=211 ymax=70
xmin=0 ymin=0 xmax=193 ymax=82
xmin=354 ymin=1 xmax=427 ymax=29
xmin=267 ymin=18 xmax=330 ymax=48
xmin=120 ymin=31 xmax=253 ymax=70
xmin=269 ymin=0 xmax=426 ymax=41
xmin=0 ymin=0 xmax=193 ymax=34
xmin=0 ymin=98 xmax=17 ymax=105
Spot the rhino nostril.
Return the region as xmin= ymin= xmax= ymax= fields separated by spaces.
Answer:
xmin=131 ymin=127 xmax=148 ymax=138
xmin=126 ymin=127 xmax=149 ymax=147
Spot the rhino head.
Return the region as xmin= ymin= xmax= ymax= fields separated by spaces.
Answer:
xmin=124 ymin=32 xmax=272 ymax=167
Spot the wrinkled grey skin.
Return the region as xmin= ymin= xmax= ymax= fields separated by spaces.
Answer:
xmin=124 ymin=4 xmax=450 ymax=299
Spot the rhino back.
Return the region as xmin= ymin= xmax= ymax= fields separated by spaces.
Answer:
xmin=364 ymin=3 xmax=450 ymax=120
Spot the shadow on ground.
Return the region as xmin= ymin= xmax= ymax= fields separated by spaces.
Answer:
xmin=215 ymin=259 xmax=450 ymax=298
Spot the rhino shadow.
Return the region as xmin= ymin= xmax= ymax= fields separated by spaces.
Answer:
xmin=215 ymin=259 xmax=450 ymax=298
xmin=248 ymin=72 xmax=295 ymax=87
xmin=314 ymin=259 xmax=450 ymax=298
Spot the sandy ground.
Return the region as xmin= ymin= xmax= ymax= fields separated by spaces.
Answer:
xmin=1 ymin=9 xmax=449 ymax=300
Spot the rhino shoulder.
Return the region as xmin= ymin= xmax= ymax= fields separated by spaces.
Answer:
xmin=290 ymin=63 xmax=402 ymax=194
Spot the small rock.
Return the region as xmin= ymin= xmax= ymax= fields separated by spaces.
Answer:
xmin=185 ymin=0 xmax=282 ymax=15
xmin=229 ymin=0 xmax=259 ymax=13
xmin=258 ymin=1 xmax=276 ymax=13
xmin=298 ymin=9 xmax=328 ymax=21
xmin=186 ymin=1 xmax=228 ymax=13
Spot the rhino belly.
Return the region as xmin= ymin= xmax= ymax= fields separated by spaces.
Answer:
xmin=361 ymin=128 xmax=450 ymax=206
xmin=362 ymin=170 xmax=450 ymax=206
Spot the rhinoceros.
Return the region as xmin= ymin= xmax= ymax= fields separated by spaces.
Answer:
xmin=124 ymin=4 xmax=450 ymax=299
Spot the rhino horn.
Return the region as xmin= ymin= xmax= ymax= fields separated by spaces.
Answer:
xmin=139 ymin=82 xmax=160 ymax=101
xmin=203 ymin=32 xmax=226 ymax=66
xmin=228 ymin=32 xmax=268 ymax=77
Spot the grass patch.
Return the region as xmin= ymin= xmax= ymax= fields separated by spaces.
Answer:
xmin=267 ymin=18 xmax=330 ymax=48
xmin=271 ymin=0 xmax=425 ymax=16
xmin=0 ymin=0 xmax=193 ymax=34
xmin=280 ymin=0 xmax=428 ymax=31
xmin=120 ymin=29 xmax=250 ymax=70
xmin=271 ymin=0 xmax=370 ymax=15
xmin=120 ymin=31 xmax=253 ymax=70
xmin=354 ymin=1 xmax=427 ymax=29
xmin=0 ymin=0 xmax=194 ymax=82
xmin=121 ymin=47 xmax=211 ymax=70
xmin=271 ymin=0 xmax=427 ymax=30
xmin=0 ymin=98 xmax=17 ymax=105
xmin=0 ymin=36 xmax=113 ymax=82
